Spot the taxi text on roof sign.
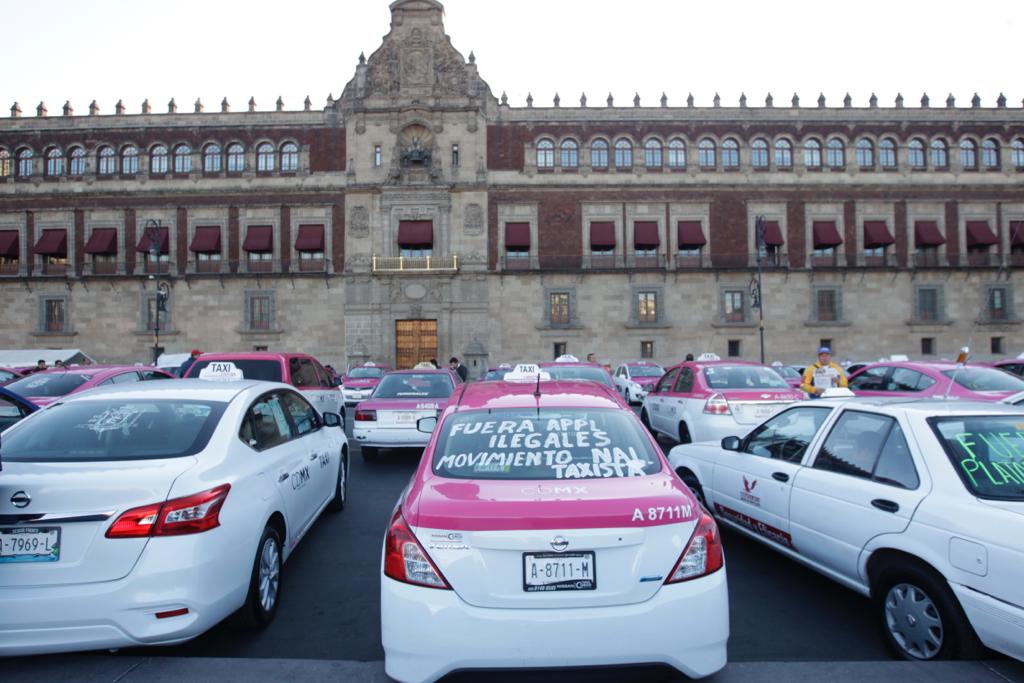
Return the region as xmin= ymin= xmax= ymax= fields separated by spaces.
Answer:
xmin=198 ymin=362 xmax=244 ymax=382
xmin=504 ymin=364 xmax=551 ymax=383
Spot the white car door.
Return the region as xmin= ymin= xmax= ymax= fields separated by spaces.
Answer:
xmin=280 ymin=390 xmax=338 ymax=517
xmin=614 ymin=365 xmax=628 ymax=397
xmin=790 ymin=409 xmax=928 ymax=582
xmin=648 ymin=367 xmax=680 ymax=436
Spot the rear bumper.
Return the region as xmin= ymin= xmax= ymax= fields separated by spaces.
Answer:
xmin=342 ymin=389 xmax=373 ymax=405
xmin=951 ymin=582 xmax=1024 ymax=662
xmin=353 ymin=426 xmax=430 ymax=449
xmin=382 ymin=568 xmax=729 ymax=683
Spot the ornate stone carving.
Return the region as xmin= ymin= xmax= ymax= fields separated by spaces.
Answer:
xmin=350 ymin=206 xmax=369 ymax=237
xmin=463 ymin=203 xmax=483 ymax=235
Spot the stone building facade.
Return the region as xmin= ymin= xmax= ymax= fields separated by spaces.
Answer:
xmin=1 ymin=0 xmax=1023 ymax=374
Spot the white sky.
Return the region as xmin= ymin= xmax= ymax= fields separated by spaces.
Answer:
xmin=3 ymin=0 xmax=1022 ymax=115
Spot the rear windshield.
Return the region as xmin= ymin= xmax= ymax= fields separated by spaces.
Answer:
xmin=543 ymin=366 xmax=614 ymax=388
xmin=703 ymin=365 xmax=790 ymax=390
xmin=942 ymin=368 xmax=1024 ymax=392
xmin=349 ymin=367 xmax=384 ymax=379
xmin=374 ymin=373 xmax=453 ymax=399
xmin=629 ymin=365 xmax=664 ymax=377
xmin=432 ymin=408 xmax=662 ymax=480
xmin=929 ymin=415 xmax=1024 ymax=501
xmin=187 ymin=359 xmax=282 ymax=382
xmin=0 ymin=399 xmax=227 ymax=462
xmin=5 ymin=373 xmax=91 ymax=397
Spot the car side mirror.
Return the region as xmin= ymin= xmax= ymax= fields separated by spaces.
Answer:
xmin=417 ymin=416 xmax=437 ymax=434
xmin=332 ymin=377 xmax=343 ymax=387
xmin=323 ymin=412 xmax=343 ymax=428
xmin=721 ymin=436 xmax=742 ymax=452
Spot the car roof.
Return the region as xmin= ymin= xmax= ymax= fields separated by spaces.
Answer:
xmin=386 ymin=368 xmax=455 ymax=375
xmin=537 ymin=361 xmax=605 ymax=368
xmin=809 ymin=396 xmax=1024 ymax=416
xmin=29 ymin=365 xmax=149 ymax=376
xmin=623 ymin=361 xmax=662 ymax=367
xmin=196 ymin=352 xmax=308 ymax=361
xmin=451 ymin=378 xmax=623 ymax=411
xmin=53 ymin=378 xmax=280 ymax=403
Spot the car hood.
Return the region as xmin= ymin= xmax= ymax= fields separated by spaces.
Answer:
xmin=632 ymin=376 xmax=659 ymax=387
xmin=342 ymin=378 xmax=380 ymax=389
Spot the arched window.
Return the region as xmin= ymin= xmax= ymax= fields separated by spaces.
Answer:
xmin=826 ymin=138 xmax=845 ymax=168
xmin=16 ymin=148 xmax=34 ymax=177
xmin=721 ymin=138 xmax=739 ymax=168
xmin=614 ymin=138 xmax=633 ymax=168
xmin=982 ymin=138 xmax=1000 ymax=169
xmin=97 ymin=146 xmax=116 ymax=175
xmin=590 ymin=139 xmax=609 ymax=168
xmin=173 ymin=144 xmax=192 ymax=174
xmin=751 ymin=139 xmax=769 ymax=168
xmin=959 ymin=139 xmax=977 ymax=169
xmin=930 ymin=139 xmax=948 ymax=169
xmin=856 ymin=139 xmax=874 ymax=168
xmin=667 ymin=138 xmax=686 ymax=168
xmin=257 ymin=143 xmax=275 ymax=172
xmin=698 ymin=139 xmax=716 ymax=169
xmin=879 ymin=138 xmax=897 ymax=168
xmin=121 ymin=145 xmax=139 ymax=175
xmin=1012 ymin=138 xmax=1024 ymax=169
xmin=227 ymin=144 xmax=245 ymax=172
xmin=560 ymin=139 xmax=578 ymax=168
xmin=908 ymin=139 xmax=926 ymax=169
xmin=68 ymin=147 xmax=85 ymax=176
xmin=0 ymin=149 xmax=10 ymax=177
xmin=203 ymin=144 xmax=222 ymax=173
xmin=280 ymin=142 xmax=299 ymax=171
xmin=643 ymin=139 xmax=662 ymax=168
xmin=803 ymin=139 xmax=822 ymax=168
xmin=46 ymin=148 xmax=64 ymax=177
xmin=774 ymin=139 xmax=793 ymax=168
xmin=536 ymin=139 xmax=554 ymax=168
xmin=150 ymin=145 xmax=169 ymax=174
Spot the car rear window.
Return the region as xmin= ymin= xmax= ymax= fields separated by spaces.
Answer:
xmin=5 ymin=373 xmax=91 ymax=397
xmin=187 ymin=359 xmax=282 ymax=382
xmin=543 ymin=366 xmax=614 ymax=388
xmin=703 ymin=365 xmax=790 ymax=390
xmin=349 ymin=367 xmax=384 ymax=379
xmin=0 ymin=399 xmax=227 ymax=462
xmin=374 ymin=373 xmax=453 ymax=399
xmin=432 ymin=408 xmax=662 ymax=480
xmin=942 ymin=368 xmax=1024 ymax=392
xmin=929 ymin=415 xmax=1024 ymax=501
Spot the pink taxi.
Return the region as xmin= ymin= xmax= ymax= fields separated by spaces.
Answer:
xmin=380 ymin=366 xmax=728 ymax=682
xmin=641 ymin=357 xmax=804 ymax=444
xmin=848 ymin=361 xmax=1024 ymax=401
xmin=353 ymin=369 xmax=460 ymax=461
xmin=612 ymin=361 xmax=665 ymax=404
xmin=340 ymin=362 xmax=391 ymax=406
xmin=3 ymin=365 xmax=175 ymax=407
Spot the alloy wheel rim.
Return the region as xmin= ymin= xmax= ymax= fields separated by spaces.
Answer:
xmin=258 ymin=537 xmax=280 ymax=613
xmin=884 ymin=582 xmax=943 ymax=659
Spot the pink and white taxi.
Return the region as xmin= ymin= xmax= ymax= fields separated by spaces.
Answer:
xmin=380 ymin=365 xmax=728 ymax=682
xmin=353 ymin=369 xmax=460 ymax=461
xmin=613 ymin=361 xmax=666 ymax=404
xmin=642 ymin=355 xmax=804 ymax=444
xmin=340 ymin=362 xmax=391 ymax=406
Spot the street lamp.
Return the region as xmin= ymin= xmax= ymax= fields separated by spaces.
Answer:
xmin=144 ymin=219 xmax=169 ymax=364
xmin=750 ymin=216 xmax=768 ymax=365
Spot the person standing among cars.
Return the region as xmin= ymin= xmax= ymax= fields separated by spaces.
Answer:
xmin=800 ymin=346 xmax=848 ymax=397
xmin=449 ymin=357 xmax=468 ymax=382
xmin=178 ymin=349 xmax=202 ymax=378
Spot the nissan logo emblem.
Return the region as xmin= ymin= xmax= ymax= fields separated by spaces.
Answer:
xmin=550 ymin=536 xmax=569 ymax=553
xmin=10 ymin=491 xmax=31 ymax=509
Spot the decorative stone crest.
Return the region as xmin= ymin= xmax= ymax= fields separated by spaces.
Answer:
xmin=350 ymin=206 xmax=370 ymax=237
xmin=463 ymin=203 xmax=483 ymax=235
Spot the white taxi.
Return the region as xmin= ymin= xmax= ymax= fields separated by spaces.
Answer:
xmin=669 ymin=397 xmax=1024 ymax=662
xmin=0 ymin=377 xmax=349 ymax=655
xmin=612 ymin=361 xmax=665 ymax=404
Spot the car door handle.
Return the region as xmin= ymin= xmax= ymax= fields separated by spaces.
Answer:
xmin=278 ymin=473 xmax=290 ymax=483
xmin=871 ymin=499 xmax=900 ymax=513
xmin=309 ymin=453 xmax=318 ymax=461
xmin=772 ymin=472 xmax=789 ymax=483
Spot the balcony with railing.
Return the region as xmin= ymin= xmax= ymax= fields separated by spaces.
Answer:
xmin=371 ymin=254 xmax=459 ymax=274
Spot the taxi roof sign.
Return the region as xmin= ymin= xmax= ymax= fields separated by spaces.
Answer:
xmin=504 ymin=364 xmax=551 ymax=383
xmin=198 ymin=362 xmax=244 ymax=382
xmin=697 ymin=353 xmax=722 ymax=362
xmin=820 ymin=387 xmax=855 ymax=399
xmin=555 ymin=354 xmax=580 ymax=363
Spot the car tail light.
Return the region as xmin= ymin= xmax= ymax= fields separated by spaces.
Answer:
xmin=106 ymin=484 xmax=231 ymax=539
xmin=355 ymin=409 xmax=377 ymax=422
xmin=703 ymin=393 xmax=732 ymax=415
xmin=383 ymin=509 xmax=450 ymax=590
xmin=666 ymin=511 xmax=724 ymax=583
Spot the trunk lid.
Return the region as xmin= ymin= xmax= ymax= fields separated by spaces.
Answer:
xmin=0 ymin=458 xmax=197 ymax=586
xmin=722 ymin=390 xmax=802 ymax=425
xmin=361 ymin=398 xmax=442 ymax=429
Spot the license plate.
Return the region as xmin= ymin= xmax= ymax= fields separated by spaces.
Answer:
xmin=754 ymin=405 xmax=776 ymax=418
xmin=523 ymin=552 xmax=596 ymax=592
xmin=0 ymin=527 xmax=60 ymax=563
xmin=394 ymin=412 xmax=416 ymax=424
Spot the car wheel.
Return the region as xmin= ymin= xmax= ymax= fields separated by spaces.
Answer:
xmin=327 ymin=450 xmax=348 ymax=512
xmin=640 ymin=409 xmax=653 ymax=433
xmin=678 ymin=421 xmax=692 ymax=445
xmin=874 ymin=563 xmax=983 ymax=661
xmin=235 ymin=526 xmax=282 ymax=629
xmin=678 ymin=470 xmax=708 ymax=510
xmin=361 ymin=445 xmax=378 ymax=462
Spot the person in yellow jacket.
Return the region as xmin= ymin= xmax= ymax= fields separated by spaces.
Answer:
xmin=800 ymin=346 xmax=848 ymax=396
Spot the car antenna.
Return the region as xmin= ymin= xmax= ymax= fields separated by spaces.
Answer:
xmin=534 ymin=371 xmax=542 ymax=399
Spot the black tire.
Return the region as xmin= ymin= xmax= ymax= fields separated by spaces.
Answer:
xmin=640 ymin=409 xmax=653 ymax=434
xmin=678 ymin=470 xmax=708 ymax=510
xmin=874 ymin=563 xmax=984 ymax=661
xmin=235 ymin=526 xmax=282 ymax=629
xmin=327 ymin=450 xmax=348 ymax=512
xmin=678 ymin=421 xmax=692 ymax=445
xmin=361 ymin=446 xmax=378 ymax=462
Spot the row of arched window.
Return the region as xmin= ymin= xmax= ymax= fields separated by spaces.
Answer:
xmin=0 ymin=141 xmax=301 ymax=178
xmin=535 ymin=136 xmax=1024 ymax=171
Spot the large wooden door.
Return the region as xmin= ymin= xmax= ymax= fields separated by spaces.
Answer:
xmin=395 ymin=320 xmax=438 ymax=369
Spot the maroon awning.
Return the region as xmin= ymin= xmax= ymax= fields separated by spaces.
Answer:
xmin=763 ymin=221 xmax=785 ymax=246
xmin=812 ymin=221 xmax=843 ymax=248
xmin=189 ymin=226 xmax=221 ymax=253
xmin=863 ymin=220 xmax=895 ymax=248
xmin=590 ymin=221 xmax=616 ymax=248
xmin=677 ymin=221 xmax=706 ymax=247
xmin=295 ymin=224 xmax=325 ymax=252
xmin=83 ymin=228 xmax=117 ymax=255
xmin=0 ymin=230 xmax=19 ymax=258
xmin=634 ymin=221 xmax=660 ymax=248
xmin=32 ymin=229 xmax=67 ymax=256
xmin=1010 ymin=221 xmax=1024 ymax=247
xmin=243 ymin=225 xmax=273 ymax=252
xmin=397 ymin=220 xmax=433 ymax=246
xmin=966 ymin=220 xmax=998 ymax=247
xmin=136 ymin=227 xmax=170 ymax=254
xmin=505 ymin=222 xmax=530 ymax=248
xmin=914 ymin=221 xmax=946 ymax=247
